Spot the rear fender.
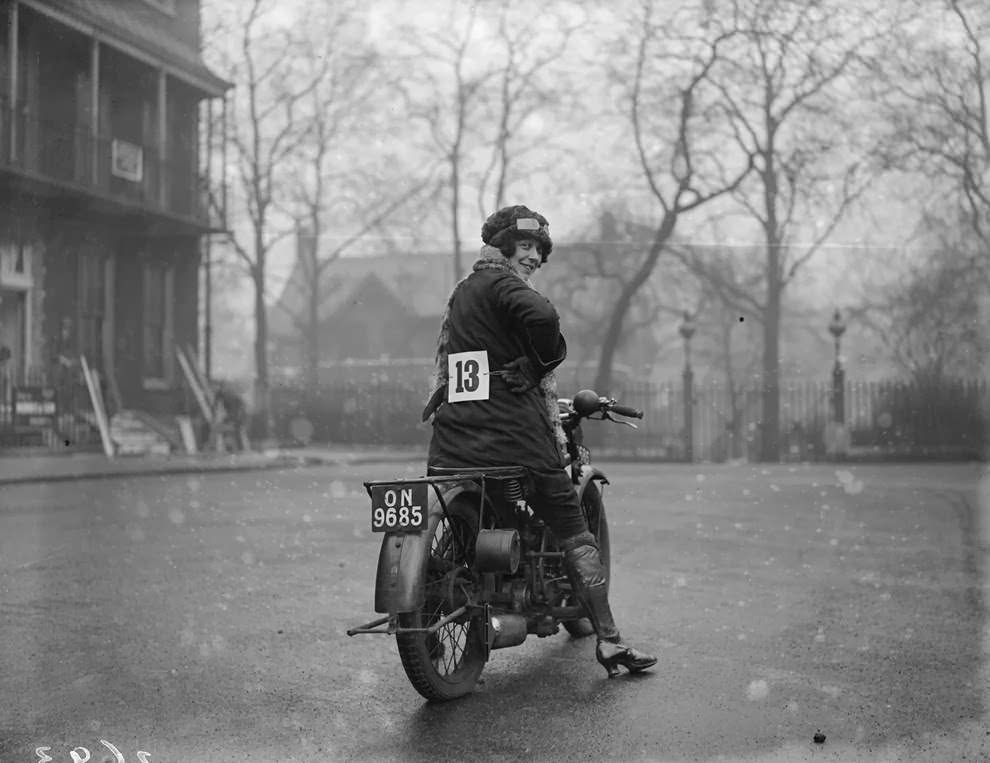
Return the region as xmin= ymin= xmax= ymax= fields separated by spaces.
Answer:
xmin=374 ymin=481 xmax=481 ymax=614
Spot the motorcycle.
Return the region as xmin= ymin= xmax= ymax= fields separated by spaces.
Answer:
xmin=346 ymin=389 xmax=644 ymax=701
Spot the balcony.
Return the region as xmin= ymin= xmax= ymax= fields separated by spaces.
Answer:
xmin=0 ymin=94 xmax=223 ymax=231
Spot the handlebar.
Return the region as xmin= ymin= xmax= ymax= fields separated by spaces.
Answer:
xmin=609 ymin=402 xmax=644 ymax=419
xmin=569 ymin=389 xmax=643 ymax=420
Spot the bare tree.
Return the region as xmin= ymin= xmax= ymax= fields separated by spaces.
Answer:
xmin=675 ymin=244 xmax=765 ymax=458
xmin=593 ymin=0 xmax=754 ymax=394
xmin=279 ymin=5 xmax=436 ymax=393
xmin=878 ymin=0 xmax=990 ymax=258
xmin=544 ymin=208 xmax=700 ymax=387
xmin=670 ymin=0 xmax=891 ymax=460
xmin=706 ymin=304 xmax=758 ymax=461
xmin=859 ymin=0 xmax=990 ymax=387
xmin=288 ymin=187 xmax=433 ymax=393
xmin=866 ymin=244 xmax=987 ymax=383
xmin=397 ymin=0 xmax=496 ymax=281
xmin=203 ymin=0 xmax=330 ymax=438
xmin=474 ymin=0 xmax=586 ymax=216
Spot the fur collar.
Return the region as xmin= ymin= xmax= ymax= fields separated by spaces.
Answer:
xmin=473 ymin=244 xmax=516 ymax=273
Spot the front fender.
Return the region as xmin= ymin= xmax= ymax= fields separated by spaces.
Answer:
xmin=373 ymin=482 xmax=479 ymax=614
xmin=575 ymin=464 xmax=609 ymax=498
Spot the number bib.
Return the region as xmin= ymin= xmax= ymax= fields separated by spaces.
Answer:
xmin=447 ymin=350 xmax=490 ymax=403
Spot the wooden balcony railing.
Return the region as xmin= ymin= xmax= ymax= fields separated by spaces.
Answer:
xmin=0 ymin=96 xmax=220 ymax=229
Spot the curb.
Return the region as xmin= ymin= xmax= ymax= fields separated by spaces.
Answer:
xmin=0 ymin=456 xmax=320 ymax=487
xmin=0 ymin=451 xmax=426 ymax=487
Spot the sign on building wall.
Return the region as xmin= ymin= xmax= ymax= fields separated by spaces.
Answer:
xmin=111 ymin=139 xmax=144 ymax=182
xmin=12 ymin=386 xmax=57 ymax=429
xmin=0 ymin=242 xmax=32 ymax=289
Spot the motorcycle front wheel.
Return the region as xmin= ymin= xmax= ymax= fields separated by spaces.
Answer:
xmin=396 ymin=495 xmax=487 ymax=701
xmin=562 ymin=480 xmax=610 ymax=638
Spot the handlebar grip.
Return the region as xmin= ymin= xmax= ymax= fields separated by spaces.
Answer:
xmin=610 ymin=403 xmax=644 ymax=419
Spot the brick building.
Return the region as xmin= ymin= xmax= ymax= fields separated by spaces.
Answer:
xmin=0 ymin=0 xmax=227 ymax=448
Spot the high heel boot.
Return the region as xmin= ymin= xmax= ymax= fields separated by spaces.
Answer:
xmin=563 ymin=538 xmax=658 ymax=678
xmin=585 ymin=585 xmax=658 ymax=677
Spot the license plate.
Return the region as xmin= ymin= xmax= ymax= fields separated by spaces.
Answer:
xmin=370 ymin=483 xmax=428 ymax=532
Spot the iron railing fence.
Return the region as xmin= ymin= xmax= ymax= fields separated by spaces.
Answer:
xmin=271 ymin=374 xmax=432 ymax=450
xmin=270 ymin=376 xmax=989 ymax=462
xmin=5 ymin=366 xmax=985 ymax=459
xmin=0 ymin=365 xmax=104 ymax=450
xmin=596 ymin=377 xmax=988 ymax=461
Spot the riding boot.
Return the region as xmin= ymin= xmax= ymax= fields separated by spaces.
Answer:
xmin=562 ymin=534 xmax=658 ymax=678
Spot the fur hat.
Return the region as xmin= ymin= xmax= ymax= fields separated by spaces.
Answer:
xmin=481 ymin=205 xmax=553 ymax=262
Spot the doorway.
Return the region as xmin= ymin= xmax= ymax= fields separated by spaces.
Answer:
xmin=0 ymin=289 xmax=26 ymax=383
xmin=0 ymin=289 xmax=26 ymax=428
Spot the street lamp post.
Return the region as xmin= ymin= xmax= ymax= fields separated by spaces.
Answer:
xmin=828 ymin=309 xmax=846 ymax=425
xmin=679 ymin=311 xmax=696 ymax=463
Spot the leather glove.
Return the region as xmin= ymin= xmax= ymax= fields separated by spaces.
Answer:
xmin=501 ymin=356 xmax=540 ymax=393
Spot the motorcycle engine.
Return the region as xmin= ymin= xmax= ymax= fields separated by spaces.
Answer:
xmin=497 ymin=578 xmax=531 ymax=611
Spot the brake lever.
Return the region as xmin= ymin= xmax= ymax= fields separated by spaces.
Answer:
xmin=602 ymin=411 xmax=638 ymax=429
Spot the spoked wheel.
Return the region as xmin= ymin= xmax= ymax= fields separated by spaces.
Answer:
xmin=396 ymin=497 xmax=487 ymax=701
xmin=562 ymin=480 xmax=610 ymax=638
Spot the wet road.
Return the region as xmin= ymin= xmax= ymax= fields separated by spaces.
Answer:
xmin=0 ymin=460 xmax=987 ymax=762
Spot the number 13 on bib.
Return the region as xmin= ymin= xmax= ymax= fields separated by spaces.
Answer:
xmin=447 ymin=350 xmax=490 ymax=403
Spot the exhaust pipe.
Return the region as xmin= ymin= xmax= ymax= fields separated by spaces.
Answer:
xmin=489 ymin=613 xmax=527 ymax=649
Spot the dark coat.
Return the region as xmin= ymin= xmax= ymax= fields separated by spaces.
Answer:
xmin=427 ymin=266 xmax=567 ymax=471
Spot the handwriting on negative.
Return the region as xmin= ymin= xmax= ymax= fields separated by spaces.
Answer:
xmin=35 ymin=740 xmax=153 ymax=763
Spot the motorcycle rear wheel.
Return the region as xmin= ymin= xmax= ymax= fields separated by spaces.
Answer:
xmin=563 ymin=480 xmax=610 ymax=638
xmin=396 ymin=496 xmax=487 ymax=701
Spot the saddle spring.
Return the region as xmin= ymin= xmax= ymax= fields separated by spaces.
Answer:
xmin=503 ymin=478 xmax=526 ymax=511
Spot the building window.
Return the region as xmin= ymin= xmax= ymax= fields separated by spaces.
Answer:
xmin=138 ymin=0 xmax=176 ymax=14
xmin=79 ymin=252 xmax=106 ymax=372
xmin=142 ymin=262 xmax=173 ymax=384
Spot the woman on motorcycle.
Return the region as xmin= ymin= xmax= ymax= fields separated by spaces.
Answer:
xmin=422 ymin=204 xmax=657 ymax=678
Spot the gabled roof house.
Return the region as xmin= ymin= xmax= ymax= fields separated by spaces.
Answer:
xmin=268 ymin=251 xmax=456 ymax=380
